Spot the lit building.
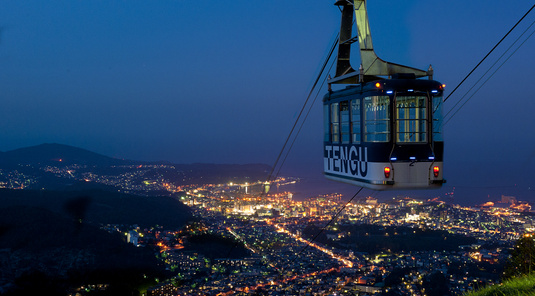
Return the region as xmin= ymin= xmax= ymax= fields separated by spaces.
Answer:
xmin=127 ymin=230 xmax=139 ymax=246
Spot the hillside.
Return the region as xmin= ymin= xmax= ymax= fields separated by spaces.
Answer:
xmin=0 ymin=205 xmax=164 ymax=295
xmin=465 ymin=273 xmax=535 ymax=296
xmin=0 ymin=188 xmax=192 ymax=229
xmin=0 ymin=188 xmax=193 ymax=295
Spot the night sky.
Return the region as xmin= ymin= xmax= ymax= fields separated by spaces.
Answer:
xmin=1 ymin=1 xmax=534 ymax=205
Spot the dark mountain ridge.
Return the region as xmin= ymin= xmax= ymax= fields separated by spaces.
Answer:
xmin=0 ymin=143 xmax=132 ymax=167
xmin=0 ymin=143 xmax=271 ymax=191
xmin=0 ymin=143 xmax=271 ymax=168
xmin=0 ymin=143 xmax=270 ymax=176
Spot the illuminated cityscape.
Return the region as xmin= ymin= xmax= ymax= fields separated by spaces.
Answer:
xmin=141 ymin=181 xmax=527 ymax=295
xmin=1 ymin=162 xmax=533 ymax=295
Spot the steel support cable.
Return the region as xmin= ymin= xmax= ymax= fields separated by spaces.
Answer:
xmin=265 ymin=34 xmax=339 ymax=185
xmin=444 ymin=22 xmax=535 ymax=125
xmin=272 ymin=20 xmax=357 ymax=179
xmin=444 ymin=18 xmax=535 ymax=120
xmin=222 ymin=35 xmax=340 ymax=281
xmin=285 ymin=187 xmax=364 ymax=267
xmin=443 ymin=4 xmax=535 ymax=103
xmin=274 ymin=55 xmax=337 ymax=179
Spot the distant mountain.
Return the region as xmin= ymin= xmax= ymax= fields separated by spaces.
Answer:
xmin=0 ymin=143 xmax=271 ymax=193
xmin=0 ymin=143 xmax=132 ymax=166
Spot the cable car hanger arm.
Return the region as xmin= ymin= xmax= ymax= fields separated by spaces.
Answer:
xmin=330 ymin=0 xmax=433 ymax=84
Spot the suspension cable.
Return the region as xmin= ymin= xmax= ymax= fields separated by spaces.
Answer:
xmin=443 ymin=4 xmax=535 ymax=103
xmin=219 ymin=33 xmax=341 ymax=283
xmin=444 ymin=23 xmax=535 ymax=125
xmin=264 ymin=33 xmax=339 ymax=184
xmin=444 ymin=18 xmax=535 ymax=120
xmin=274 ymin=54 xmax=337 ymax=179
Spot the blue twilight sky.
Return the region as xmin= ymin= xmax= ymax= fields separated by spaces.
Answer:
xmin=1 ymin=1 xmax=534 ymax=204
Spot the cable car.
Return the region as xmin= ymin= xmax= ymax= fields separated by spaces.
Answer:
xmin=324 ymin=0 xmax=445 ymax=190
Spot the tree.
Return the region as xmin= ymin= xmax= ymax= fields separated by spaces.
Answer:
xmin=422 ymin=271 xmax=450 ymax=296
xmin=504 ymin=235 xmax=535 ymax=279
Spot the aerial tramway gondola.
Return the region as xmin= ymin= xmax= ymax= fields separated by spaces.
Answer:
xmin=324 ymin=0 xmax=445 ymax=190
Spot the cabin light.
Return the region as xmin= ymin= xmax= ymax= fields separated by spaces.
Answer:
xmin=386 ymin=90 xmax=393 ymax=94
xmin=431 ymin=90 xmax=438 ymax=94
xmin=409 ymin=156 xmax=416 ymax=160
xmin=390 ymin=157 xmax=397 ymax=161
xmin=384 ymin=167 xmax=391 ymax=178
xmin=433 ymin=166 xmax=440 ymax=177
xmin=408 ymin=89 xmax=414 ymax=92
xmin=428 ymin=156 xmax=435 ymax=160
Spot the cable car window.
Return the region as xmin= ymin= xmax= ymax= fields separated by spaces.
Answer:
xmin=351 ymin=99 xmax=361 ymax=143
xmin=432 ymin=96 xmax=444 ymax=142
xmin=340 ymin=101 xmax=350 ymax=143
xmin=364 ymin=96 xmax=390 ymax=142
xmin=330 ymin=102 xmax=340 ymax=143
xmin=396 ymin=95 xmax=427 ymax=143
xmin=324 ymin=105 xmax=330 ymax=142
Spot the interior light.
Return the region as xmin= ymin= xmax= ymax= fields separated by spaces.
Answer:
xmin=410 ymin=156 xmax=416 ymax=160
xmin=428 ymin=156 xmax=435 ymax=160
xmin=408 ymin=89 xmax=414 ymax=92
xmin=433 ymin=166 xmax=440 ymax=178
xmin=390 ymin=157 xmax=397 ymax=161
xmin=431 ymin=90 xmax=438 ymax=93
xmin=384 ymin=167 xmax=391 ymax=178
xmin=386 ymin=90 xmax=393 ymax=94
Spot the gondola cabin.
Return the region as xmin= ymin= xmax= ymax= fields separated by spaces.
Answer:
xmin=325 ymin=0 xmax=445 ymax=190
xmin=323 ymin=74 xmax=445 ymax=190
